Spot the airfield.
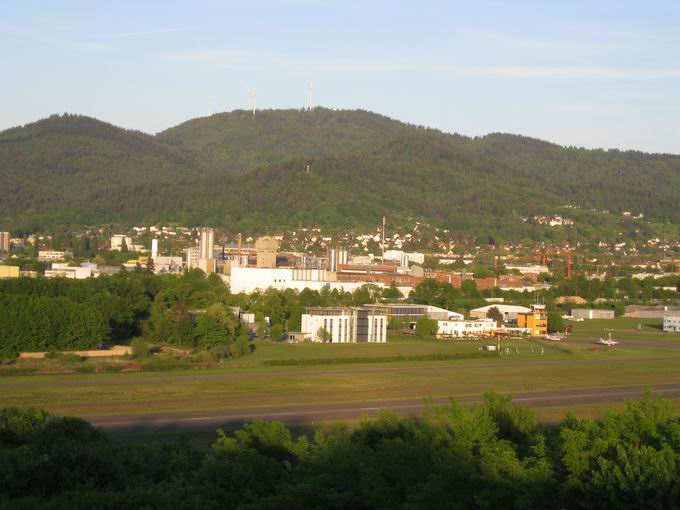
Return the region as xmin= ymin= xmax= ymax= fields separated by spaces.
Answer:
xmin=3 ymin=318 xmax=680 ymax=443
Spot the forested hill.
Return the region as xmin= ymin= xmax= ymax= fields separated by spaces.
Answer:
xmin=157 ymin=108 xmax=410 ymax=170
xmin=0 ymin=114 xmax=221 ymax=230
xmin=1 ymin=109 xmax=679 ymax=241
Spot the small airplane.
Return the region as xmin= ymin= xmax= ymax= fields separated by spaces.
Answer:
xmin=545 ymin=334 xmax=563 ymax=341
xmin=597 ymin=332 xmax=619 ymax=346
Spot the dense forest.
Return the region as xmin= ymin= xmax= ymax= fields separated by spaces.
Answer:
xmin=1 ymin=109 xmax=679 ymax=240
xmin=2 ymin=394 xmax=679 ymax=509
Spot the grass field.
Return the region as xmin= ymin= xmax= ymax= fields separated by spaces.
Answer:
xmin=2 ymin=317 xmax=679 ymax=442
xmin=3 ymin=335 xmax=679 ymax=416
xmin=227 ymin=335 xmax=572 ymax=364
xmin=569 ymin=317 xmax=680 ymax=341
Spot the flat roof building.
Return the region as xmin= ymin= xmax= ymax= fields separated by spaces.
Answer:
xmin=301 ymin=307 xmax=387 ymax=343
xmin=256 ymin=236 xmax=279 ymax=268
xmin=110 ymin=235 xmax=132 ymax=251
xmin=45 ymin=262 xmax=97 ymax=280
xmin=572 ymin=309 xmax=615 ymax=320
xmin=663 ymin=316 xmax=680 ymax=333
xmin=437 ymin=318 xmax=496 ymax=338
xmin=517 ymin=305 xmax=548 ymax=337
xmin=38 ymin=250 xmax=72 ymax=261
xmin=0 ymin=265 xmax=20 ymax=278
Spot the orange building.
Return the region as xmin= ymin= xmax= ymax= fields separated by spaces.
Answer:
xmin=517 ymin=304 xmax=548 ymax=336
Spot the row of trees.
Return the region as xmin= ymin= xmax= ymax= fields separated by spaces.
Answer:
xmin=0 ymin=273 xmax=158 ymax=357
xmin=1 ymin=394 xmax=679 ymax=508
xmin=0 ymin=270 xmax=406 ymax=358
xmin=1 ymin=268 xmax=676 ymax=357
xmin=553 ymin=274 xmax=680 ymax=303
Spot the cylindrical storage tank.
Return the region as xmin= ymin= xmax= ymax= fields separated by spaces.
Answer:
xmin=328 ymin=248 xmax=338 ymax=271
xmin=400 ymin=254 xmax=409 ymax=268
xmin=338 ymin=248 xmax=349 ymax=266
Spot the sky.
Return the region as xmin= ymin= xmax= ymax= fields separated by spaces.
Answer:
xmin=1 ymin=0 xmax=679 ymax=153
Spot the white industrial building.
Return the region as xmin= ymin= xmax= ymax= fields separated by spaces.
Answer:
xmin=110 ymin=235 xmax=132 ymax=251
xmin=152 ymin=256 xmax=183 ymax=275
xmin=37 ymin=250 xmax=71 ymax=261
xmin=301 ymin=307 xmax=387 ymax=343
xmin=45 ymin=262 xmax=98 ymax=279
xmin=470 ymin=304 xmax=531 ymax=322
xmin=664 ymin=316 xmax=680 ymax=333
xmin=436 ymin=318 xmax=497 ymax=338
xmin=228 ymin=266 xmax=410 ymax=295
xmin=185 ymin=228 xmax=216 ymax=274
xmin=383 ymin=250 xmax=425 ymax=265
xmin=505 ymin=264 xmax=550 ymax=275
xmin=572 ymin=308 xmax=615 ymax=320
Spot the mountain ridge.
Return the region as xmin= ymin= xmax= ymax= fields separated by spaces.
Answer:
xmin=1 ymin=109 xmax=678 ymax=241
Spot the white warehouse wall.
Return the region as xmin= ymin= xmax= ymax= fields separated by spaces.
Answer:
xmin=230 ymin=266 xmax=401 ymax=295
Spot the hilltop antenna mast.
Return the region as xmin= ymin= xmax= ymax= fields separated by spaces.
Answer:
xmin=308 ymin=82 xmax=314 ymax=110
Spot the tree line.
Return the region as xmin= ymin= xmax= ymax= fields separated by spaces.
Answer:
xmin=1 ymin=394 xmax=679 ymax=508
xmin=0 ymin=272 xmax=403 ymax=358
xmin=1 ymin=269 xmax=676 ymax=358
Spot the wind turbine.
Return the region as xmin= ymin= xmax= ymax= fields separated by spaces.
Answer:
xmin=247 ymin=88 xmax=257 ymax=116
xmin=308 ymin=82 xmax=314 ymax=110
xmin=205 ymin=94 xmax=216 ymax=116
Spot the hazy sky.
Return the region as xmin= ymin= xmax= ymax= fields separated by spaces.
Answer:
xmin=2 ymin=0 xmax=679 ymax=153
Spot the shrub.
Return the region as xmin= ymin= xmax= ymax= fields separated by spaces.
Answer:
xmin=74 ymin=365 xmax=96 ymax=374
xmin=131 ymin=337 xmax=150 ymax=358
xmin=415 ymin=317 xmax=439 ymax=337
xmin=269 ymin=324 xmax=285 ymax=341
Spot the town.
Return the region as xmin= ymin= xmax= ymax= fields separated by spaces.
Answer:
xmin=1 ymin=219 xmax=679 ymax=352
xmin=3 ymin=1 xmax=680 ymax=506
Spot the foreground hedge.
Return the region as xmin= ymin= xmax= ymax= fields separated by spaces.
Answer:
xmin=1 ymin=394 xmax=679 ymax=509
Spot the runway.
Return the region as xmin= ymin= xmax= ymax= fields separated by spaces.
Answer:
xmin=88 ymin=382 xmax=680 ymax=434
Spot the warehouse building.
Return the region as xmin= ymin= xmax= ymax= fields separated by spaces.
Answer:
xmin=572 ymin=309 xmax=615 ymax=320
xmin=470 ymin=304 xmax=531 ymax=322
xmin=363 ymin=303 xmax=463 ymax=322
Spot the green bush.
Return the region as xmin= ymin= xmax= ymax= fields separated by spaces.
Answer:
xmin=131 ymin=337 xmax=150 ymax=358
xmin=547 ymin=310 xmax=565 ymax=333
xmin=99 ymin=363 xmax=124 ymax=372
xmin=269 ymin=324 xmax=285 ymax=341
xmin=73 ymin=365 xmax=96 ymax=374
xmin=44 ymin=350 xmax=61 ymax=360
xmin=415 ymin=316 xmax=439 ymax=337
